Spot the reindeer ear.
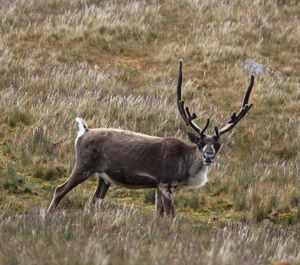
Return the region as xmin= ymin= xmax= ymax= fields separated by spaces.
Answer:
xmin=187 ymin=132 xmax=199 ymax=143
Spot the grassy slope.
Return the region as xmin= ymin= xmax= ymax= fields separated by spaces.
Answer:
xmin=0 ymin=0 xmax=300 ymax=264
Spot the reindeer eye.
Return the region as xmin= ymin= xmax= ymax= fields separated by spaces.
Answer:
xmin=214 ymin=143 xmax=221 ymax=151
xmin=198 ymin=141 xmax=206 ymax=148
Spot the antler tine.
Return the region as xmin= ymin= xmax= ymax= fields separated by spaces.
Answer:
xmin=177 ymin=59 xmax=210 ymax=136
xmin=201 ymin=118 xmax=210 ymax=135
xmin=177 ymin=60 xmax=194 ymax=128
xmin=177 ymin=59 xmax=183 ymax=102
xmin=214 ymin=126 xmax=219 ymax=138
xmin=217 ymin=75 xmax=255 ymax=136
xmin=242 ymin=75 xmax=254 ymax=106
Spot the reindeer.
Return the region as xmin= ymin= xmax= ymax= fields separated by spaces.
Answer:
xmin=47 ymin=60 xmax=254 ymax=218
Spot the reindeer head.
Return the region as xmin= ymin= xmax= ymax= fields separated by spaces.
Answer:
xmin=177 ymin=60 xmax=254 ymax=165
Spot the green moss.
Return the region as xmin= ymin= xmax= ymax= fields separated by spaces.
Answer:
xmin=212 ymin=201 xmax=233 ymax=212
xmin=277 ymin=212 xmax=296 ymax=225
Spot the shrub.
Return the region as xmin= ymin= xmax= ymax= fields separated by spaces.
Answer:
xmin=5 ymin=109 xmax=32 ymax=127
xmin=1 ymin=165 xmax=33 ymax=194
xmin=32 ymin=164 xmax=66 ymax=181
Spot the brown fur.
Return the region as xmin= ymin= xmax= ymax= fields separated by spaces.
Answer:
xmin=47 ymin=127 xmax=207 ymax=218
xmin=47 ymin=62 xmax=254 ymax=218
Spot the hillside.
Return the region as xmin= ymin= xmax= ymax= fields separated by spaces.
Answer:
xmin=0 ymin=0 xmax=300 ymax=264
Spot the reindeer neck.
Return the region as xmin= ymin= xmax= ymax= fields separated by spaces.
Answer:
xmin=186 ymin=145 xmax=209 ymax=188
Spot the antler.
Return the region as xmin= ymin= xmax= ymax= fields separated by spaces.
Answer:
xmin=177 ymin=59 xmax=210 ymax=136
xmin=216 ymin=75 xmax=254 ymax=136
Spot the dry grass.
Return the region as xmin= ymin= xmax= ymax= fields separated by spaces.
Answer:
xmin=1 ymin=203 xmax=300 ymax=265
xmin=0 ymin=0 xmax=300 ymax=263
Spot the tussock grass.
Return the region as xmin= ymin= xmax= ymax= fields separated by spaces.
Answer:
xmin=1 ymin=0 xmax=300 ymax=213
xmin=1 ymin=1 xmax=300 ymax=262
xmin=0 ymin=204 xmax=300 ymax=265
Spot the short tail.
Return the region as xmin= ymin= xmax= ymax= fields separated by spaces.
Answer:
xmin=75 ymin=117 xmax=88 ymax=137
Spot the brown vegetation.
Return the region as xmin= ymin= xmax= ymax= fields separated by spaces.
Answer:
xmin=0 ymin=0 xmax=300 ymax=264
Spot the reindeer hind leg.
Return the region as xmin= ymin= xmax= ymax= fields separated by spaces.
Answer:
xmin=47 ymin=165 xmax=93 ymax=214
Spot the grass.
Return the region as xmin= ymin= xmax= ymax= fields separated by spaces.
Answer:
xmin=1 ymin=204 xmax=300 ymax=265
xmin=0 ymin=0 xmax=300 ymax=264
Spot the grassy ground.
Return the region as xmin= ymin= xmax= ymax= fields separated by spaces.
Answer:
xmin=1 ymin=0 xmax=300 ymax=264
xmin=1 ymin=204 xmax=300 ymax=265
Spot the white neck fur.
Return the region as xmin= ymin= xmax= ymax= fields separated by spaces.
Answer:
xmin=187 ymin=165 xmax=209 ymax=188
